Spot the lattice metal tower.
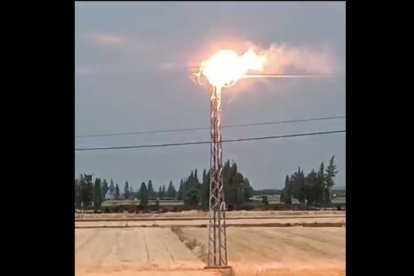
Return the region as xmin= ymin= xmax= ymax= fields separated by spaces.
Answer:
xmin=207 ymin=85 xmax=228 ymax=267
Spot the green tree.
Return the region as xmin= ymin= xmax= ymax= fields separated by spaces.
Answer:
xmin=318 ymin=162 xmax=327 ymax=207
xmin=93 ymin=178 xmax=103 ymax=210
xmin=148 ymin=180 xmax=155 ymax=199
xmin=162 ymin=185 xmax=166 ymax=198
xmin=325 ymin=155 xmax=338 ymax=203
xmin=163 ymin=160 xmax=256 ymax=209
xmin=167 ymin=180 xmax=177 ymax=198
xmin=219 ymin=161 xmax=253 ymax=207
xmin=291 ymin=167 xmax=306 ymax=203
xmin=102 ymin=179 xmax=109 ymax=199
xmin=229 ymin=172 xmax=246 ymax=206
xmin=109 ymin=179 xmax=115 ymax=197
xmin=262 ymin=196 xmax=269 ymax=205
xmin=283 ymin=157 xmax=339 ymax=208
xmin=201 ymin=169 xmax=210 ymax=209
xmin=115 ymin=184 xmax=120 ymax=200
xmin=139 ymin=182 xmax=149 ymax=206
xmin=80 ymin=174 xmax=93 ymax=209
xmin=184 ymin=185 xmax=200 ymax=207
xmin=194 ymin=169 xmax=198 ymax=182
xmin=177 ymin=180 xmax=184 ymax=200
xmin=304 ymin=170 xmax=318 ymax=207
xmin=180 ymin=169 xmax=203 ymax=207
xmin=75 ymin=178 xmax=81 ymax=209
xmin=243 ymin=177 xmax=253 ymax=202
xmin=124 ymin=181 xmax=130 ymax=199
xmin=281 ymin=175 xmax=292 ymax=204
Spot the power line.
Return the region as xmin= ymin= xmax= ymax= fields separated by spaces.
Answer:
xmin=75 ymin=129 xmax=345 ymax=152
xmin=75 ymin=115 xmax=345 ymax=138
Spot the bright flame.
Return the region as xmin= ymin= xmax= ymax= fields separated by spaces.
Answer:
xmin=198 ymin=48 xmax=266 ymax=87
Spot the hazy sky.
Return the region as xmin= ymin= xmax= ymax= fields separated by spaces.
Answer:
xmin=75 ymin=2 xmax=345 ymax=191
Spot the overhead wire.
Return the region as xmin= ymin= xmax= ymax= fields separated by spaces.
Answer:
xmin=76 ymin=115 xmax=345 ymax=138
xmin=75 ymin=129 xmax=346 ymax=151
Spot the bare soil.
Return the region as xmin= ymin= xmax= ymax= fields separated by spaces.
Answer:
xmin=75 ymin=211 xmax=345 ymax=276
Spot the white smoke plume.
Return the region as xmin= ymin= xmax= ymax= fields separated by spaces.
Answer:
xmin=246 ymin=41 xmax=337 ymax=75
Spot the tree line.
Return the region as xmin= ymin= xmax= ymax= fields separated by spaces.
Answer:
xmin=280 ymin=155 xmax=338 ymax=207
xmin=74 ymin=160 xmax=253 ymax=210
xmin=75 ymin=156 xmax=339 ymax=211
xmin=74 ymin=175 xmax=179 ymax=210
xmin=174 ymin=160 xmax=254 ymax=210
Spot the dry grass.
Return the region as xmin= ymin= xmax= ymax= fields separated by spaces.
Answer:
xmin=76 ymin=211 xmax=345 ymax=276
xmin=179 ymin=227 xmax=345 ymax=275
xmin=171 ymin=226 xmax=208 ymax=263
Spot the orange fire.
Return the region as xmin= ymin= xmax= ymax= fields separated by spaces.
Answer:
xmin=196 ymin=48 xmax=266 ymax=88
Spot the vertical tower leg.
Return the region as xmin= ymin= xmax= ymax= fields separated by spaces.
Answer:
xmin=207 ymin=86 xmax=228 ymax=268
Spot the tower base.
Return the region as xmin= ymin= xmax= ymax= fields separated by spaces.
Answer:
xmin=204 ymin=265 xmax=233 ymax=276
